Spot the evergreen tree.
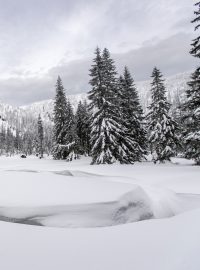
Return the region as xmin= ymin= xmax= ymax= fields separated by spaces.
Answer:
xmin=5 ymin=127 xmax=14 ymax=156
xmin=37 ymin=114 xmax=44 ymax=158
xmin=190 ymin=2 xmax=200 ymax=57
xmin=119 ymin=67 xmax=147 ymax=161
xmin=89 ymin=48 xmax=137 ymax=164
xmin=88 ymin=47 xmax=104 ymax=111
xmin=182 ymin=2 xmax=200 ymax=165
xmin=14 ymin=129 xmax=21 ymax=154
xmin=52 ymin=76 xmax=69 ymax=159
xmin=63 ymin=100 xmax=80 ymax=161
xmin=183 ymin=69 xmax=200 ymax=164
xmin=76 ymin=100 xmax=91 ymax=155
xmin=147 ymin=67 xmax=179 ymax=163
xmin=0 ymin=126 xmax=6 ymax=155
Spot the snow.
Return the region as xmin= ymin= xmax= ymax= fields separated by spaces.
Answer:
xmin=20 ymin=93 xmax=87 ymax=122
xmin=0 ymin=208 xmax=200 ymax=270
xmin=0 ymin=171 xmax=134 ymax=206
xmin=0 ymin=156 xmax=200 ymax=269
xmin=0 ymin=71 xmax=191 ymax=130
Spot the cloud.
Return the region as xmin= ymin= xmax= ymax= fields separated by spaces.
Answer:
xmin=0 ymin=0 xmax=197 ymax=105
xmin=0 ymin=32 xmax=197 ymax=106
xmin=114 ymin=32 xmax=198 ymax=81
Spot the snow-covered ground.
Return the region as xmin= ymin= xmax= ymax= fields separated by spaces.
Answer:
xmin=0 ymin=156 xmax=200 ymax=269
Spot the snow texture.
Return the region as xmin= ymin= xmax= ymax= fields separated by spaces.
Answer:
xmin=0 ymin=156 xmax=200 ymax=270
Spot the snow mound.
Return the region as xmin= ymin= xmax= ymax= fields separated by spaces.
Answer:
xmin=113 ymin=188 xmax=154 ymax=224
xmin=0 ymin=183 xmax=198 ymax=228
xmin=112 ymin=186 xmax=186 ymax=224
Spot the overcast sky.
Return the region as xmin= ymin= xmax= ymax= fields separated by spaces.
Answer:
xmin=0 ymin=0 xmax=198 ymax=105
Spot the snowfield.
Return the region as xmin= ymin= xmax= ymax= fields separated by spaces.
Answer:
xmin=0 ymin=156 xmax=200 ymax=269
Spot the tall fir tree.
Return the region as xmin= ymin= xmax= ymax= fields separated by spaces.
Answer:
xmin=52 ymin=76 xmax=69 ymax=159
xmin=88 ymin=48 xmax=138 ymax=164
xmin=182 ymin=2 xmax=200 ymax=164
xmin=88 ymin=47 xmax=104 ymax=111
xmin=63 ymin=100 xmax=80 ymax=161
xmin=76 ymin=100 xmax=91 ymax=155
xmin=147 ymin=67 xmax=179 ymax=163
xmin=88 ymin=47 xmax=117 ymax=164
xmin=37 ymin=114 xmax=44 ymax=158
xmin=119 ymin=66 xmax=147 ymax=161
xmin=190 ymin=2 xmax=200 ymax=57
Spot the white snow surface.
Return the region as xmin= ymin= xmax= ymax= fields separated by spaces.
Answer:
xmin=0 ymin=156 xmax=200 ymax=269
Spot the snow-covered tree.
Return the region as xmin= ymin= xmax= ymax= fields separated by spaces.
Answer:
xmin=52 ymin=76 xmax=69 ymax=159
xmin=190 ymin=2 xmax=200 ymax=57
xmin=147 ymin=67 xmax=179 ymax=163
xmin=76 ymin=100 xmax=91 ymax=155
xmin=88 ymin=47 xmax=117 ymax=164
xmin=52 ymin=77 xmax=80 ymax=161
xmin=182 ymin=2 xmax=200 ymax=164
xmin=0 ymin=126 xmax=6 ymax=155
xmin=88 ymin=47 xmax=104 ymax=111
xmin=182 ymin=69 xmax=200 ymax=164
xmin=119 ymin=67 xmax=147 ymax=161
xmin=5 ymin=127 xmax=15 ymax=156
xmin=63 ymin=100 xmax=80 ymax=161
xmin=37 ymin=114 xmax=44 ymax=158
xmin=89 ymin=48 xmax=137 ymax=164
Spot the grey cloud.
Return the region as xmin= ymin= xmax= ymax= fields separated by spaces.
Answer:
xmin=0 ymin=32 xmax=197 ymax=106
xmin=114 ymin=32 xmax=198 ymax=81
xmin=0 ymin=0 xmax=197 ymax=105
xmin=0 ymin=76 xmax=54 ymax=106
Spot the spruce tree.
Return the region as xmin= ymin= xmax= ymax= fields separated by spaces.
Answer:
xmin=76 ymin=100 xmax=91 ymax=155
xmin=119 ymin=67 xmax=147 ymax=161
xmin=190 ymin=2 xmax=200 ymax=57
xmin=88 ymin=47 xmax=117 ymax=164
xmin=88 ymin=47 xmax=104 ymax=111
xmin=63 ymin=100 xmax=80 ymax=161
xmin=89 ymin=48 xmax=137 ymax=164
xmin=52 ymin=76 xmax=69 ymax=159
xmin=183 ymin=69 xmax=200 ymax=164
xmin=147 ymin=67 xmax=179 ymax=163
xmin=182 ymin=2 xmax=200 ymax=164
xmin=37 ymin=114 xmax=44 ymax=158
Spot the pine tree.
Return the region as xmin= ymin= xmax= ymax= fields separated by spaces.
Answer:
xmin=5 ymin=127 xmax=14 ymax=156
xmin=183 ymin=69 xmax=200 ymax=164
xmin=88 ymin=47 xmax=117 ymax=164
xmin=14 ymin=129 xmax=21 ymax=154
xmin=190 ymin=2 xmax=200 ymax=57
xmin=0 ymin=126 xmax=6 ymax=155
xmin=52 ymin=76 xmax=69 ymax=159
xmin=182 ymin=2 xmax=200 ymax=165
xmin=89 ymin=48 xmax=137 ymax=164
xmin=119 ymin=67 xmax=147 ymax=161
xmin=88 ymin=47 xmax=104 ymax=111
xmin=63 ymin=100 xmax=80 ymax=161
xmin=147 ymin=67 xmax=179 ymax=163
xmin=76 ymin=100 xmax=91 ymax=155
xmin=37 ymin=114 xmax=44 ymax=158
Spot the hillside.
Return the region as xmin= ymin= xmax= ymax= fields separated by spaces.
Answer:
xmin=20 ymin=93 xmax=87 ymax=122
xmin=0 ymin=71 xmax=191 ymax=132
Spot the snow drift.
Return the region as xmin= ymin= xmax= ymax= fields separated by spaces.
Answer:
xmin=0 ymin=183 xmax=199 ymax=228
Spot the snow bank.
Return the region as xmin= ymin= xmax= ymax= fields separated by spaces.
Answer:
xmin=0 ymin=157 xmax=200 ymax=228
xmin=0 ymin=182 xmax=199 ymax=228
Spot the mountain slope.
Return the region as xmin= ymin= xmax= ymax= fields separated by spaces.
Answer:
xmin=0 ymin=71 xmax=191 ymax=131
xmin=136 ymin=71 xmax=190 ymax=111
xmin=20 ymin=93 xmax=87 ymax=122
